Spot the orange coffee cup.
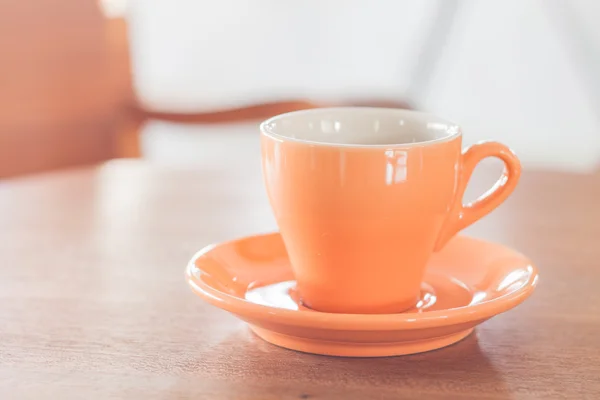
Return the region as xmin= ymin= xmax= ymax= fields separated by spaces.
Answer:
xmin=260 ymin=107 xmax=521 ymax=314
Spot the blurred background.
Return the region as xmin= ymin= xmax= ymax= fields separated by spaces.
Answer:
xmin=1 ymin=0 xmax=599 ymax=179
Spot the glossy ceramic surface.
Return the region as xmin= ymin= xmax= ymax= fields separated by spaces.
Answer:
xmin=186 ymin=233 xmax=538 ymax=357
xmin=260 ymin=108 xmax=521 ymax=314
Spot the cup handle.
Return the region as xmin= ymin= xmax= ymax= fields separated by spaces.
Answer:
xmin=434 ymin=141 xmax=521 ymax=251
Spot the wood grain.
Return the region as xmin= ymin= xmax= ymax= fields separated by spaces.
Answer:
xmin=0 ymin=160 xmax=598 ymax=399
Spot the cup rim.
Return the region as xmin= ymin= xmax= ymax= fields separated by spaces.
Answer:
xmin=260 ymin=107 xmax=462 ymax=149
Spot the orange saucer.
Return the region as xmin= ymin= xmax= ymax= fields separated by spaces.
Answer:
xmin=186 ymin=233 xmax=538 ymax=357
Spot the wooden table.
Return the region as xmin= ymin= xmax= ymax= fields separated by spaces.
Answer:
xmin=1 ymin=159 xmax=599 ymax=399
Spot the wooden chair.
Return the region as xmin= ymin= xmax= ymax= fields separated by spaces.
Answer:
xmin=0 ymin=0 xmax=133 ymax=178
xmin=0 ymin=1 xmax=412 ymax=177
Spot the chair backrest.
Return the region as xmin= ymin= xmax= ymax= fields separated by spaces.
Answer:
xmin=0 ymin=0 xmax=132 ymax=178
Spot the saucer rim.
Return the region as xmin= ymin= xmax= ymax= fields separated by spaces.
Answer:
xmin=186 ymin=233 xmax=539 ymax=331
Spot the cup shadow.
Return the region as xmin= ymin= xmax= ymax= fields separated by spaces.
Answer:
xmin=193 ymin=327 xmax=509 ymax=399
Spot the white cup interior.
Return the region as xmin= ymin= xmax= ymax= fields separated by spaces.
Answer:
xmin=260 ymin=107 xmax=461 ymax=147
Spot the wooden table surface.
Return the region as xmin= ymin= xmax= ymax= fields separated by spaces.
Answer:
xmin=1 ymin=159 xmax=599 ymax=399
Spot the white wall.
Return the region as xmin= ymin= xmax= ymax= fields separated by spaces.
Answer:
xmin=127 ymin=0 xmax=600 ymax=171
xmin=419 ymin=0 xmax=600 ymax=171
